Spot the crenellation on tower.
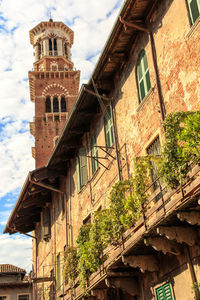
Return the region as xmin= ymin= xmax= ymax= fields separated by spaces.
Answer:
xmin=29 ymin=20 xmax=80 ymax=168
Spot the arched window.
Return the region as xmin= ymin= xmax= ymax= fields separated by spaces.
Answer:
xmin=49 ymin=39 xmax=52 ymax=51
xmin=38 ymin=43 xmax=41 ymax=57
xmin=53 ymin=97 xmax=59 ymax=112
xmin=136 ymin=50 xmax=151 ymax=103
xmin=186 ymin=0 xmax=200 ymax=25
xmin=54 ymin=39 xmax=57 ymax=51
xmin=61 ymin=97 xmax=67 ymax=112
xmin=64 ymin=43 xmax=68 ymax=58
xmin=45 ymin=96 xmax=51 ymax=112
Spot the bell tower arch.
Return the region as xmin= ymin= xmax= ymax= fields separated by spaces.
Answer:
xmin=29 ymin=19 xmax=80 ymax=168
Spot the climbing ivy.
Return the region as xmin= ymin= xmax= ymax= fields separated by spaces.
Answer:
xmin=64 ymin=247 xmax=78 ymax=286
xmin=159 ymin=111 xmax=200 ymax=188
xmin=63 ymin=110 xmax=200 ymax=293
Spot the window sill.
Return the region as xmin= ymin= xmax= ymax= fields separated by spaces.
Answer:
xmin=186 ymin=16 xmax=200 ymax=38
xmin=136 ymin=87 xmax=155 ymax=113
xmin=77 ymin=181 xmax=89 ymax=194
xmin=90 ymin=167 xmax=100 ymax=181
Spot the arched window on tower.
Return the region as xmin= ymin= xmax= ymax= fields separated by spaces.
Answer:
xmin=38 ymin=43 xmax=41 ymax=58
xmin=61 ymin=97 xmax=67 ymax=112
xmin=54 ymin=39 xmax=57 ymax=51
xmin=49 ymin=39 xmax=52 ymax=51
xmin=64 ymin=43 xmax=68 ymax=58
xmin=45 ymin=96 xmax=51 ymax=113
xmin=53 ymin=97 xmax=59 ymax=112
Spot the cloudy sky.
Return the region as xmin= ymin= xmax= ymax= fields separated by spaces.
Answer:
xmin=0 ymin=0 xmax=124 ymax=273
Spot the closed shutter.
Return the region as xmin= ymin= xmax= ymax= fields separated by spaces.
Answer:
xmin=79 ymin=147 xmax=88 ymax=186
xmin=43 ymin=207 xmax=51 ymax=238
xmin=76 ymin=157 xmax=81 ymax=192
xmin=156 ymin=282 xmax=173 ymax=300
xmin=104 ymin=106 xmax=114 ymax=148
xmin=137 ymin=50 xmax=151 ymax=102
xmin=77 ymin=147 xmax=88 ymax=191
xmin=91 ymin=134 xmax=98 ymax=173
xmin=187 ymin=0 xmax=200 ymax=24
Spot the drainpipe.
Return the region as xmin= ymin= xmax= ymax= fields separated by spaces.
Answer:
xmin=119 ymin=17 xmax=166 ymax=121
xmin=149 ymin=31 xmax=166 ymax=121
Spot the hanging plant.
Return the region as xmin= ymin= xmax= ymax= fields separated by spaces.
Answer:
xmin=76 ymin=224 xmax=92 ymax=292
xmin=64 ymin=247 xmax=78 ymax=286
xmin=159 ymin=111 xmax=200 ymax=188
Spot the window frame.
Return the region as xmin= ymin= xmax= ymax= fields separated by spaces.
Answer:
xmin=0 ymin=296 xmax=9 ymax=300
xmin=136 ymin=50 xmax=151 ymax=103
xmin=17 ymin=294 xmax=31 ymax=300
xmin=91 ymin=134 xmax=98 ymax=174
xmin=156 ymin=282 xmax=173 ymax=300
xmin=77 ymin=147 xmax=88 ymax=192
xmin=42 ymin=206 xmax=51 ymax=240
xmin=104 ymin=106 xmax=114 ymax=149
xmin=186 ymin=0 xmax=200 ymax=25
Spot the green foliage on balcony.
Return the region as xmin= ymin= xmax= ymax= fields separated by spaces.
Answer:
xmin=63 ymin=110 xmax=200 ymax=293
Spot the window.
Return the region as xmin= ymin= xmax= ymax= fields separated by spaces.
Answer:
xmin=49 ymin=39 xmax=52 ymax=51
xmin=0 ymin=296 xmax=8 ymax=300
xmin=42 ymin=206 xmax=51 ymax=239
xmin=77 ymin=147 xmax=88 ymax=191
xmin=38 ymin=43 xmax=41 ymax=57
xmin=53 ymin=39 xmax=57 ymax=51
xmin=147 ymin=137 xmax=161 ymax=192
xmin=91 ymin=134 xmax=98 ymax=174
xmin=136 ymin=50 xmax=151 ymax=103
xmin=53 ymin=97 xmax=59 ymax=112
xmin=64 ymin=43 xmax=68 ymax=58
xmin=18 ymin=295 xmax=30 ymax=300
xmin=83 ymin=214 xmax=91 ymax=225
xmin=187 ymin=0 xmax=200 ymax=25
xmin=104 ymin=106 xmax=114 ymax=148
xmin=156 ymin=282 xmax=173 ymax=300
xmin=45 ymin=96 xmax=51 ymax=112
xmin=61 ymin=97 xmax=67 ymax=112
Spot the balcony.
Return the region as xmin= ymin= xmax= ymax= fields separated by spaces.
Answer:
xmin=64 ymin=163 xmax=200 ymax=299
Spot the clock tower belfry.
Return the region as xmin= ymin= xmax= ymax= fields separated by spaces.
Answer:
xmin=29 ymin=19 xmax=80 ymax=168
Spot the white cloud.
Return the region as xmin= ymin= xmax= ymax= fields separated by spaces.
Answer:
xmin=0 ymin=234 xmax=32 ymax=272
xmin=0 ymin=0 xmax=124 ymax=271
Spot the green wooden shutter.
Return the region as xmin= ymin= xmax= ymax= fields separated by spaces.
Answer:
xmin=104 ymin=106 xmax=114 ymax=148
xmin=76 ymin=157 xmax=81 ymax=192
xmin=137 ymin=50 xmax=151 ymax=102
xmin=187 ymin=0 xmax=200 ymax=24
xmin=91 ymin=134 xmax=98 ymax=173
xmin=79 ymin=147 xmax=88 ymax=188
xmin=43 ymin=207 xmax=51 ymax=238
xmin=156 ymin=283 xmax=173 ymax=300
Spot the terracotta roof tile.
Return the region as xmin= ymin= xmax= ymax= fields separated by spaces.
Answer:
xmin=0 ymin=264 xmax=26 ymax=274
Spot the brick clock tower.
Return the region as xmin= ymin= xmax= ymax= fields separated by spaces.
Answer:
xmin=29 ymin=19 xmax=80 ymax=168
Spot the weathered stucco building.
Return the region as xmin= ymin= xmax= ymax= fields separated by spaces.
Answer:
xmin=4 ymin=0 xmax=200 ymax=299
xmin=0 ymin=264 xmax=32 ymax=300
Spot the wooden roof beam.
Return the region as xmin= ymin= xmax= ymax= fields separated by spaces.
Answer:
xmin=30 ymin=180 xmax=64 ymax=195
xmin=119 ymin=17 xmax=149 ymax=33
xmin=83 ymin=86 xmax=112 ymax=101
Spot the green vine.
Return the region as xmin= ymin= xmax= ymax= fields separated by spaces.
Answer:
xmin=64 ymin=247 xmax=78 ymax=286
xmin=63 ymin=110 xmax=200 ymax=293
xmin=159 ymin=111 xmax=200 ymax=188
